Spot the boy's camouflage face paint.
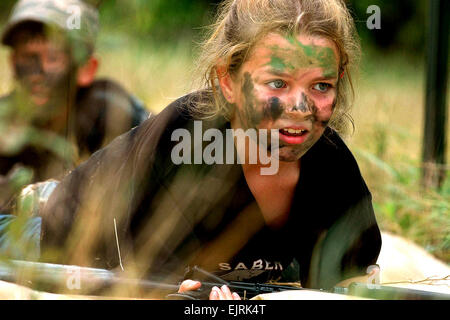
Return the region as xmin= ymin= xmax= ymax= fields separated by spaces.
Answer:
xmin=13 ymin=38 xmax=74 ymax=107
xmin=14 ymin=55 xmax=71 ymax=90
xmin=267 ymin=35 xmax=338 ymax=78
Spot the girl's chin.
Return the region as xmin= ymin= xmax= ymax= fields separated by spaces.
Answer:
xmin=277 ymin=149 xmax=308 ymax=162
xmin=277 ymin=135 xmax=319 ymax=162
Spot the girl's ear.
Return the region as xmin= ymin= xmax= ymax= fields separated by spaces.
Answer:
xmin=76 ymin=56 xmax=99 ymax=87
xmin=216 ymin=65 xmax=236 ymax=104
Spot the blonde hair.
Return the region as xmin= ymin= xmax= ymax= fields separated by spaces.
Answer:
xmin=192 ymin=0 xmax=360 ymax=136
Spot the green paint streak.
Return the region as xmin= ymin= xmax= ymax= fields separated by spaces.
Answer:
xmin=266 ymin=35 xmax=338 ymax=78
xmin=269 ymin=56 xmax=289 ymax=72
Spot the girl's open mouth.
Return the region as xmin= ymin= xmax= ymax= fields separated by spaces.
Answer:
xmin=280 ymin=128 xmax=308 ymax=137
xmin=279 ymin=127 xmax=309 ymax=145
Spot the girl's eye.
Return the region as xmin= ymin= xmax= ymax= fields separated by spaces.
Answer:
xmin=268 ymin=80 xmax=287 ymax=89
xmin=313 ymin=83 xmax=332 ymax=92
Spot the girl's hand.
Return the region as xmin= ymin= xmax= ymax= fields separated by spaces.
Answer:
xmin=178 ymin=280 xmax=241 ymax=300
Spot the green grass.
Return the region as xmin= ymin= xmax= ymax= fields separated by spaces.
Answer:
xmin=1 ymin=34 xmax=449 ymax=263
xmin=347 ymin=48 xmax=450 ymax=262
xmin=95 ymin=32 xmax=198 ymax=114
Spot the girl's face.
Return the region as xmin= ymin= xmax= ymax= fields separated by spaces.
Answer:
xmin=222 ymin=33 xmax=340 ymax=162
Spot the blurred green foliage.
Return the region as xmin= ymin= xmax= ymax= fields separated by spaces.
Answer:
xmin=347 ymin=0 xmax=426 ymax=51
xmin=0 ymin=0 xmax=428 ymax=54
xmin=98 ymin=0 xmax=219 ymax=41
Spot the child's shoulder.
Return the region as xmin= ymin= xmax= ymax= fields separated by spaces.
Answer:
xmin=310 ymin=127 xmax=355 ymax=160
xmin=306 ymin=128 xmax=368 ymax=190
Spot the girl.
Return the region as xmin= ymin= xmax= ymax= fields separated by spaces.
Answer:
xmin=41 ymin=0 xmax=382 ymax=300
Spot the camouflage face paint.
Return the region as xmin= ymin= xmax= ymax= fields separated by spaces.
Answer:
xmin=292 ymin=93 xmax=308 ymax=113
xmin=266 ymin=35 xmax=338 ymax=78
xmin=276 ymin=93 xmax=332 ymax=161
xmin=14 ymin=55 xmax=44 ymax=78
xmin=240 ymin=73 xmax=289 ymax=129
xmin=240 ymin=72 xmax=256 ymax=128
xmin=14 ymin=53 xmax=74 ymax=107
xmin=288 ymin=93 xmax=331 ymax=128
xmin=231 ymin=33 xmax=338 ymax=162
xmin=15 ymin=55 xmax=69 ymax=89
xmin=239 ymin=73 xmax=332 ymax=130
xmin=323 ymin=98 xmax=338 ymax=127
xmin=263 ymin=97 xmax=284 ymax=121
xmin=304 ymin=93 xmax=331 ymax=128
xmin=268 ymin=55 xmax=289 ymax=73
xmin=239 ymin=72 xmax=266 ymax=129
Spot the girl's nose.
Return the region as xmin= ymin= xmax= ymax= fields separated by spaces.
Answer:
xmin=288 ymin=92 xmax=312 ymax=114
